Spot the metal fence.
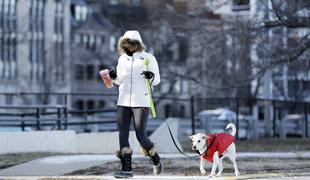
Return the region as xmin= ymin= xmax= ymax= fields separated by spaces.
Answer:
xmin=0 ymin=92 xmax=309 ymax=139
xmin=191 ymin=97 xmax=309 ymax=139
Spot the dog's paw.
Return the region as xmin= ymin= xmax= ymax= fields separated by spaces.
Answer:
xmin=215 ymin=173 xmax=222 ymax=177
xmin=206 ymin=174 xmax=214 ymax=179
xmin=200 ymin=168 xmax=206 ymax=175
xmin=235 ymin=171 xmax=240 ymax=176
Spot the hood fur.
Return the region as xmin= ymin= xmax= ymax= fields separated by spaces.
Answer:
xmin=118 ymin=30 xmax=146 ymax=55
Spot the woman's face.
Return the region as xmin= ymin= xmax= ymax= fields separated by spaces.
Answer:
xmin=124 ymin=40 xmax=138 ymax=52
xmin=126 ymin=45 xmax=137 ymax=52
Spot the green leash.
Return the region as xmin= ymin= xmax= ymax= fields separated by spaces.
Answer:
xmin=144 ymin=59 xmax=156 ymax=118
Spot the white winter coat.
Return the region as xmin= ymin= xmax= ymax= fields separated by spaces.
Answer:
xmin=113 ymin=51 xmax=160 ymax=107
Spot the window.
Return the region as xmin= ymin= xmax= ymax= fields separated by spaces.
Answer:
xmin=75 ymin=6 xmax=81 ymax=21
xmin=232 ymin=0 xmax=250 ymax=11
xmin=109 ymin=36 xmax=116 ymax=52
xmin=29 ymin=0 xmax=45 ymax=80
xmin=160 ymin=82 xmax=171 ymax=93
xmin=95 ymin=35 xmax=101 ymax=46
xmin=54 ymin=0 xmax=65 ymax=81
xmin=179 ymin=105 xmax=185 ymax=118
xmin=179 ymin=39 xmax=187 ymax=62
xmin=98 ymin=100 xmax=106 ymax=109
xmin=76 ymin=100 xmax=84 ymax=110
xmin=164 ymin=104 xmax=171 ymax=118
xmin=87 ymin=34 xmax=96 ymax=51
xmin=82 ymin=34 xmax=88 ymax=46
xmin=226 ymin=60 xmax=233 ymax=73
xmin=92 ymin=35 xmax=105 ymax=50
xmin=233 ymin=0 xmax=249 ymax=5
xmin=57 ymin=95 xmax=65 ymax=105
xmin=86 ymin=65 xmax=94 ymax=80
xmin=81 ymin=6 xmax=87 ymax=21
xmin=97 ymin=35 xmax=105 ymax=45
xmin=174 ymin=80 xmax=182 ymax=93
xmin=74 ymin=5 xmax=87 ymax=21
xmin=87 ymin=100 xmax=94 ymax=110
xmin=5 ymin=94 xmax=13 ymax=105
xmin=74 ymin=34 xmax=81 ymax=44
xmin=75 ymin=64 xmax=84 ymax=80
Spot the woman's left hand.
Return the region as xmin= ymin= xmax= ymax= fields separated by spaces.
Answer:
xmin=142 ymin=71 xmax=154 ymax=79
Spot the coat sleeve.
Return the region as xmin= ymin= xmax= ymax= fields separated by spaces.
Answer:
xmin=149 ymin=56 xmax=160 ymax=86
xmin=112 ymin=57 xmax=123 ymax=85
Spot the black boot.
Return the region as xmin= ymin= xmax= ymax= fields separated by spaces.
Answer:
xmin=114 ymin=147 xmax=133 ymax=178
xmin=141 ymin=146 xmax=163 ymax=175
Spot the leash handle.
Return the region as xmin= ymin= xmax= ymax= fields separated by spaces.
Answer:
xmin=144 ymin=59 xmax=156 ymax=118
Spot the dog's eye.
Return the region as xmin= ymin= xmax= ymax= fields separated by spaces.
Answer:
xmin=198 ymin=140 xmax=201 ymax=143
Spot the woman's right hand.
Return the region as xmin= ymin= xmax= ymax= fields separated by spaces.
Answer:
xmin=109 ymin=70 xmax=117 ymax=80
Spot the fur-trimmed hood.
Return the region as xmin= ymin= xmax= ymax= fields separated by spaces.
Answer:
xmin=118 ymin=30 xmax=146 ymax=55
xmin=123 ymin=30 xmax=143 ymax=43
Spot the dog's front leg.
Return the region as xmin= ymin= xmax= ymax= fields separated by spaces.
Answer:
xmin=207 ymin=152 xmax=219 ymax=178
xmin=200 ymin=158 xmax=206 ymax=175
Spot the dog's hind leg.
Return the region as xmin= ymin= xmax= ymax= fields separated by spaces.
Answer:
xmin=228 ymin=152 xmax=239 ymax=176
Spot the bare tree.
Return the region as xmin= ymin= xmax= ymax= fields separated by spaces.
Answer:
xmin=139 ymin=0 xmax=309 ymax=100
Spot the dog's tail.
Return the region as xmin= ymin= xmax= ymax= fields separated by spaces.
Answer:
xmin=225 ymin=123 xmax=236 ymax=136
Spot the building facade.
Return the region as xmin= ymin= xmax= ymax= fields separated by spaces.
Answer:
xmin=0 ymin=0 xmax=71 ymax=105
xmin=70 ymin=0 xmax=119 ymax=110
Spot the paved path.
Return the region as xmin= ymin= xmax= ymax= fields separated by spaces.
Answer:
xmin=1 ymin=174 xmax=310 ymax=180
xmin=0 ymin=152 xmax=310 ymax=177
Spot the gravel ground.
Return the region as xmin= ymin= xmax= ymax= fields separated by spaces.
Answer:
xmin=66 ymin=138 xmax=310 ymax=177
xmin=66 ymin=156 xmax=310 ymax=177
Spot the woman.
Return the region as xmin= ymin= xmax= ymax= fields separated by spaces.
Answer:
xmin=109 ymin=30 xmax=162 ymax=178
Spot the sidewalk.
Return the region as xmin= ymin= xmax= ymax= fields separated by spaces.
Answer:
xmin=0 ymin=174 xmax=292 ymax=180
xmin=0 ymin=152 xmax=310 ymax=176
xmin=1 ymin=174 xmax=310 ymax=180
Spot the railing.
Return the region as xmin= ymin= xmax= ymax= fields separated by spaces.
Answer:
xmin=192 ymin=97 xmax=310 ymax=139
xmin=0 ymin=92 xmax=309 ymax=139
xmin=0 ymin=105 xmax=67 ymax=131
xmin=0 ymin=103 xmax=117 ymax=132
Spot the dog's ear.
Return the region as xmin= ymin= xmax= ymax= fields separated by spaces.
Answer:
xmin=188 ymin=135 xmax=194 ymax=141
xmin=202 ymin=135 xmax=207 ymax=140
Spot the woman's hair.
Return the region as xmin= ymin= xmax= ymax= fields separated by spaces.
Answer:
xmin=117 ymin=37 xmax=146 ymax=55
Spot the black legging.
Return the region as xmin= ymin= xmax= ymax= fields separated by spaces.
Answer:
xmin=117 ymin=105 xmax=153 ymax=150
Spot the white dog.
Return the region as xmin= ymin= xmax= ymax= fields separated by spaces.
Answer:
xmin=189 ymin=123 xmax=240 ymax=177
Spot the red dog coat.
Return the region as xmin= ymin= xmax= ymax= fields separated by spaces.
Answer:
xmin=202 ymin=133 xmax=235 ymax=162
